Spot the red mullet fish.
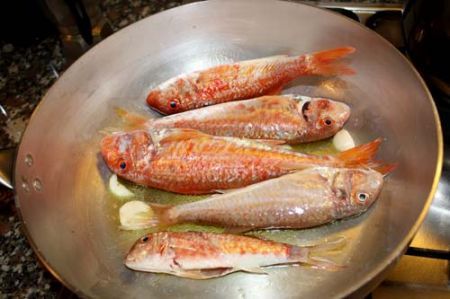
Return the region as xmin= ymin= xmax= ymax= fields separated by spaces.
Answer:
xmin=120 ymin=94 xmax=350 ymax=144
xmin=125 ymin=231 xmax=344 ymax=279
xmin=101 ymin=128 xmax=386 ymax=194
xmin=123 ymin=167 xmax=385 ymax=231
xmin=146 ymin=47 xmax=355 ymax=114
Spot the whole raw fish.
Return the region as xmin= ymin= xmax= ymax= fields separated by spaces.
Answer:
xmin=125 ymin=231 xmax=343 ymax=279
xmin=146 ymin=47 xmax=355 ymax=114
xmin=101 ymin=128 xmax=383 ymax=194
xmin=124 ymin=167 xmax=385 ymax=231
xmin=122 ymin=95 xmax=351 ymax=144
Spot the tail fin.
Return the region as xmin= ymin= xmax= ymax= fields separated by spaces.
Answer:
xmin=374 ymin=163 xmax=398 ymax=176
xmin=120 ymin=203 xmax=173 ymax=230
xmin=336 ymin=138 xmax=382 ymax=168
xmin=306 ymin=47 xmax=356 ymax=76
xmin=290 ymin=237 xmax=346 ymax=271
xmin=115 ymin=107 xmax=151 ymax=130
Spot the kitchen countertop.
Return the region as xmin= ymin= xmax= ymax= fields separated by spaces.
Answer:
xmin=0 ymin=0 xmax=405 ymax=298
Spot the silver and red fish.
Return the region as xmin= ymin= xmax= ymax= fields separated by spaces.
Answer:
xmin=121 ymin=94 xmax=351 ymax=144
xmin=124 ymin=167 xmax=385 ymax=231
xmin=125 ymin=231 xmax=344 ymax=279
xmin=101 ymin=128 xmax=385 ymax=194
xmin=146 ymin=47 xmax=355 ymax=114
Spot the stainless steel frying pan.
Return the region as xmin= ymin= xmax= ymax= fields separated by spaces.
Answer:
xmin=14 ymin=1 xmax=442 ymax=298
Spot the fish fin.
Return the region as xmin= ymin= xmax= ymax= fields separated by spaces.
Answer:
xmin=289 ymin=237 xmax=346 ymax=271
xmin=302 ymin=236 xmax=347 ymax=252
xmin=223 ymin=227 xmax=254 ymax=234
xmin=120 ymin=203 xmax=174 ymax=230
xmin=115 ymin=107 xmax=151 ymax=129
xmin=305 ymin=47 xmax=356 ymax=76
xmin=335 ymin=138 xmax=382 ymax=168
xmin=214 ymin=188 xmax=242 ymax=194
xmin=239 ymin=267 xmax=268 ymax=275
xmin=265 ymin=84 xmax=284 ymax=96
xmin=158 ymin=128 xmax=210 ymax=144
xmin=148 ymin=203 xmax=175 ymax=228
xmin=176 ymin=268 xmax=235 ymax=279
xmin=373 ymin=163 xmax=398 ymax=176
xmin=253 ymin=139 xmax=287 ymax=146
xmin=240 ymin=55 xmax=288 ymax=65
xmin=305 ymin=257 xmax=344 ymax=271
xmin=98 ymin=127 xmax=121 ymax=135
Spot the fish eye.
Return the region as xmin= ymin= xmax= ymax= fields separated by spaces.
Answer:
xmin=358 ymin=192 xmax=369 ymax=202
xmin=324 ymin=118 xmax=333 ymax=126
xmin=119 ymin=161 xmax=127 ymax=170
xmin=170 ymin=101 xmax=177 ymax=108
xmin=141 ymin=236 xmax=149 ymax=242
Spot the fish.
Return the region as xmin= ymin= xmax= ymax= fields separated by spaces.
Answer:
xmin=101 ymin=128 xmax=385 ymax=194
xmin=121 ymin=167 xmax=386 ymax=231
xmin=146 ymin=47 xmax=355 ymax=114
xmin=118 ymin=94 xmax=351 ymax=144
xmin=125 ymin=231 xmax=344 ymax=279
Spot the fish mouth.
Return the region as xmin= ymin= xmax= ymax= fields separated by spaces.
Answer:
xmin=339 ymin=103 xmax=351 ymax=123
xmin=124 ymin=260 xmax=143 ymax=272
xmin=147 ymin=105 xmax=169 ymax=116
xmin=100 ymin=134 xmax=120 ymax=169
xmin=124 ymin=255 xmax=146 ymax=271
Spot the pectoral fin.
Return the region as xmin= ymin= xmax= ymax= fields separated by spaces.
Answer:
xmin=115 ymin=107 xmax=150 ymax=129
xmin=223 ymin=226 xmax=254 ymax=234
xmin=240 ymin=267 xmax=268 ymax=275
xmin=254 ymin=139 xmax=287 ymax=146
xmin=157 ymin=128 xmax=210 ymax=144
xmin=265 ymin=84 xmax=284 ymax=96
xmin=175 ymin=268 xmax=235 ymax=279
xmin=214 ymin=188 xmax=242 ymax=194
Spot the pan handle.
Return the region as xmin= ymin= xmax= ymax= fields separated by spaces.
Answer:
xmin=0 ymin=148 xmax=14 ymax=189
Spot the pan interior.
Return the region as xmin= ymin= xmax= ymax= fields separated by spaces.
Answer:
xmin=14 ymin=1 xmax=441 ymax=298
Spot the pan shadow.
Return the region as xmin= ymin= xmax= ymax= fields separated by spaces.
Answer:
xmin=96 ymin=152 xmax=111 ymax=186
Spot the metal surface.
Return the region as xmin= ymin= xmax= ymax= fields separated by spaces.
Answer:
xmin=373 ymin=148 xmax=450 ymax=297
xmin=315 ymin=2 xmax=403 ymax=24
xmin=410 ymin=147 xmax=450 ymax=252
xmin=14 ymin=1 xmax=442 ymax=298
xmin=0 ymin=148 xmax=14 ymax=189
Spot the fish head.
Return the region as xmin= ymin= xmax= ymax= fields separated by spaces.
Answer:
xmin=125 ymin=233 xmax=175 ymax=272
xmin=298 ymin=97 xmax=350 ymax=140
xmin=146 ymin=89 xmax=180 ymax=115
xmin=331 ymin=168 xmax=384 ymax=218
xmin=146 ymin=76 xmax=193 ymax=114
xmin=100 ymin=130 xmax=156 ymax=182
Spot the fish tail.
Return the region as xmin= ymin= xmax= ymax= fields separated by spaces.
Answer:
xmin=148 ymin=203 xmax=175 ymax=228
xmin=336 ymin=138 xmax=382 ymax=168
xmin=305 ymin=46 xmax=356 ymax=76
xmin=115 ymin=107 xmax=151 ymax=129
xmin=290 ymin=237 xmax=346 ymax=271
xmin=373 ymin=162 xmax=398 ymax=176
xmin=120 ymin=203 xmax=173 ymax=230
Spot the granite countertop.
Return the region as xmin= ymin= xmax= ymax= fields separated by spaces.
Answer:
xmin=0 ymin=0 xmax=404 ymax=298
